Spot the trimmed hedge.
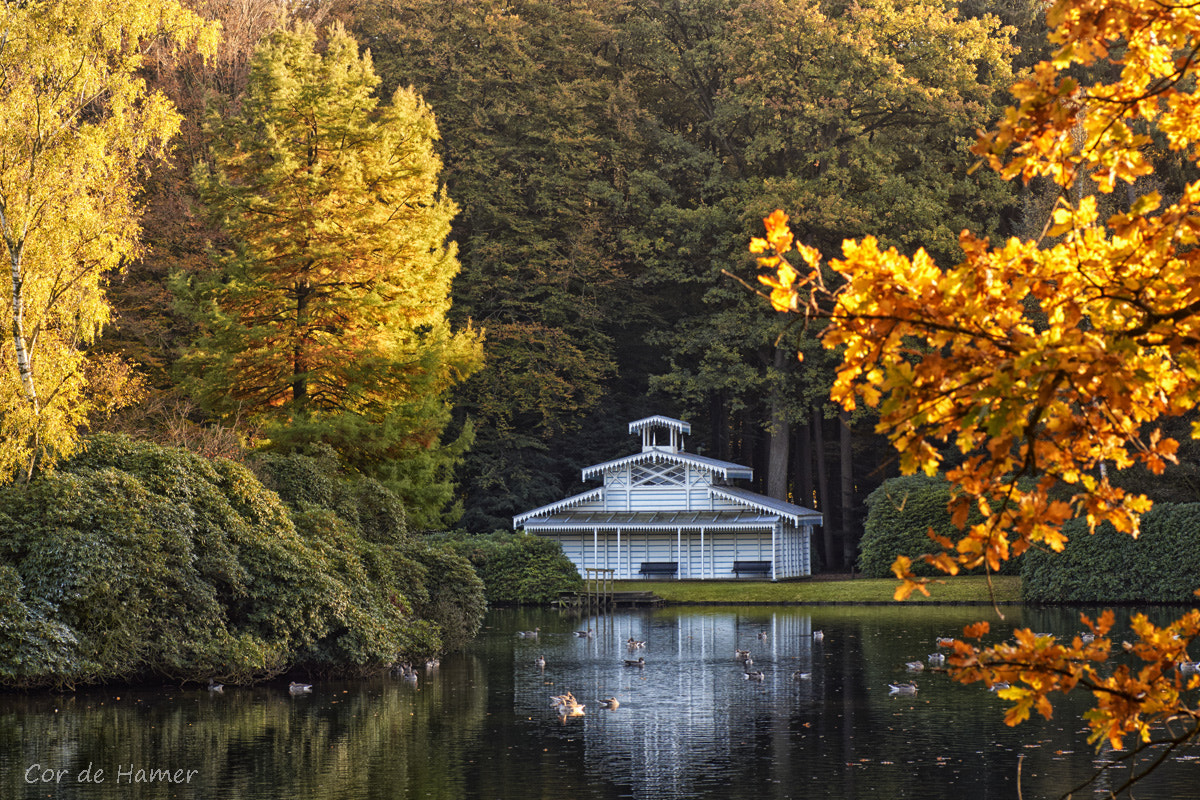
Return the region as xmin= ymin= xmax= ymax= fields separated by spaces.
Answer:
xmin=435 ymin=531 xmax=582 ymax=605
xmin=0 ymin=435 xmax=483 ymax=689
xmin=858 ymin=474 xmax=1020 ymax=578
xmin=1022 ymin=502 xmax=1200 ymax=604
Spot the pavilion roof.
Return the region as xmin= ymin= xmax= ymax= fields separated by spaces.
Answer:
xmin=519 ymin=509 xmax=784 ymax=531
xmin=581 ymin=449 xmax=753 ymax=482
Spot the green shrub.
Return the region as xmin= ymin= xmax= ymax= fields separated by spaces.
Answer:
xmin=436 ymin=531 xmax=582 ymax=605
xmin=858 ymin=474 xmax=1020 ymax=578
xmin=1022 ymin=502 xmax=1200 ymax=603
xmin=0 ymin=435 xmax=478 ymax=688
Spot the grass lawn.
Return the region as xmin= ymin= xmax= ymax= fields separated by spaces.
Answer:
xmin=611 ymin=574 xmax=1021 ymax=604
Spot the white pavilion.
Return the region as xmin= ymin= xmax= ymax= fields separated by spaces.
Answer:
xmin=513 ymin=415 xmax=822 ymax=580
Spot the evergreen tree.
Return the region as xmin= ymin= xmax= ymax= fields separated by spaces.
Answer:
xmin=177 ymin=22 xmax=482 ymax=529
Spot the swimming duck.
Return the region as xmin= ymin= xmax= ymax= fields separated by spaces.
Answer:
xmin=627 ymin=637 xmax=646 ymax=649
xmin=623 ymin=657 xmax=645 ymax=668
xmin=904 ymin=661 xmax=925 ymax=672
xmin=758 ymin=630 xmax=769 ymax=641
xmin=598 ymin=697 xmax=620 ymax=710
xmin=743 ymin=669 xmax=766 ymax=681
xmin=989 ymin=682 xmax=1012 ymax=692
xmin=574 ymin=628 xmax=594 ymax=638
xmin=551 ymin=691 xmax=585 ymax=716
xmin=935 ymin=637 xmax=955 ymax=647
xmin=812 ymin=630 xmax=825 ymax=642
xmin=535 ymin=655 xmax=547 ymax=669
xmin=927 ymin=652 xmax=946 ymax=666
xmin=792 ymin=671 xmax=812 ymax=681
xmin=1177 ymin=661 xmax=1200 ymax=674
xmin=888 ymin=682 xmax=918 ymax=696
xmin=289 ymin=682 xmax=313 ymax=695
xmin=207 ymin=679 xmax=224 ymax=693
xmin=735 ymin=649 xmax=751 ymax=661
xmin=516 ymin=628 xmax=540 ymax=638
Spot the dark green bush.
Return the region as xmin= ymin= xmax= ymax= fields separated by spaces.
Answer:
xmin=436 ymin=531 xmax=582 ymax=605
xmin=0 ymin=435 xmax=479 ymax=688
xmin=1022 ymin=502 xmax=1200 ymax=603
xmin=858 ymin=474 xmax=1020 ymax=578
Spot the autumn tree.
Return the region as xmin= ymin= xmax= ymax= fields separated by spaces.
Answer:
xmin=0 ymin=0 xmax=217 ymax=482
xmin=754 ymin=0 xmax=1200 ymax=789
xmin=350 ymin=0 xmax=651 ymax=530
xmin=178 ymin=22 xmax=482 ymax=529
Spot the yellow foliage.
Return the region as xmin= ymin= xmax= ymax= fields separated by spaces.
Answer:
xmin=0 ymin=0 xmax=218 ymax=481
xmin=749 ymin=0 xmax=1200 ymax=778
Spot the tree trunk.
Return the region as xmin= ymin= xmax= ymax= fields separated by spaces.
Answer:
xmin=795 ymin=420 xmax=813 ymax=509
xmin=814 ymin=408 xmax=837 ymax=569
xmin=766 ymin=347 xmax=790 ymax=501
xmin=7 ymin=237 xmax=40 ymax=482
xmin=839 ymin=410 xmax=856 ymax=571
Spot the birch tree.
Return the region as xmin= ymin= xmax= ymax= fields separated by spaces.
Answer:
xmin=0 ymin=0 xmax=217 ymax=481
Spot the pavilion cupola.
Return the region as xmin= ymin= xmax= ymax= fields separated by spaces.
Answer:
xmin=629 ymin=415 xmax=690 ymax=454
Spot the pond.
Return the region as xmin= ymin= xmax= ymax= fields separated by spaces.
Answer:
xmin=3 ymin=604 xmax=1200 ymax=799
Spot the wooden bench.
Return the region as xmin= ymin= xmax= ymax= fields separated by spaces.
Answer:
xmin=732 ymin=560 xmax=772 ymax=578
xmin=638 ymin=561 xmax=679 ymax=578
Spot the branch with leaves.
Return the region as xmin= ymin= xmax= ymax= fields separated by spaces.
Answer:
xmin=749 ymin=0 xmax=1200 ymax=790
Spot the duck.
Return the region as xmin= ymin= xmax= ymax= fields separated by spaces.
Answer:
xmin=743 ymin=669 xmax=766 ymax=681
xmin=516 ymin=627 xmax=540 ymax=639
xmin=627 ymin=637 xmax=646 ymax=649
xmin=888 ymin=682 xmax=918 ymax=696
xmin=535 ymin=655 xmax=547 ymax=669
xmin=927 ymin=652 xmax=946 ymax=666
xmin=207 ymin=679 xmax=224 ymax=693
xmin=425 ymin=657 xmax=441 ymax=670
xmin=812 ymin=630 xmax=825 ymax=642
xmin=574 ymin=628 xmax=594 ymax=638
xmin=904 ymin=661 xmax=925 ymax=672
xmin=792 ymin=671 xmax=812 ymax=681
xmin=288 ymin=681 xmax=313 ymax=695
xmin=1177 ymin=660 xmax=1200 ymax=674
xmin=757 ymin=630 xmax=769 ymax=641
xmin=598 ymin=697 xmax=620 ymax=710
xmin=734 ymin=649 xmax=751 ymax=661
xmin=551 ymin=691 xmax=585 ymax=716
xmin=623 ymin=657 xmax=645 ymax=668
xmin=989 ymin=682 xmax=1012 ymax=692
xmin=935 ymin=637 xmax=955 ymax=647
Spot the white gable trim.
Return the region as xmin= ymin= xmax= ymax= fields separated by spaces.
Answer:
xmin=582 ymin=450 xmax=753 ymax=482
xmin=513 ymin=487 xmax=604 ymax=527
xmin=628 ymin=416 xmax=691 ymax=436
xmin=708 ymin=486 xmax=820 ymax=527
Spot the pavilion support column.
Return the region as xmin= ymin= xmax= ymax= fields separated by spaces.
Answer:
xmin=617 ymin=529 xmax=622 ymax=579
xmin=771 ymin=524 xmax=778 ymax=581
xmin=594 ymin=528 xmax=599 ymax=571
xmin=677 ymin=528 xmax=682 ymax=576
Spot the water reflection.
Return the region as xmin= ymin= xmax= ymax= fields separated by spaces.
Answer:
xmin=2 ymin=605 xmax=1199 ymax=799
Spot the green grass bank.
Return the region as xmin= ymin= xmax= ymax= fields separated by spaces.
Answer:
xmin=612 ymin=575 xmax=1021 ymax=605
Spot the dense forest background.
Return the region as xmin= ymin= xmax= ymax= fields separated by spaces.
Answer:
xmin=86 ymin=0 xmax=1127 ymax=570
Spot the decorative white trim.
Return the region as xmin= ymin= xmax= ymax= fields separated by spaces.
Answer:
xmin=708 ymin=486 xmax=821 ymax=527
xmin=628 ymin=416 xmax=691 ymax=435
xmin=513 ymin=487 xmax=604 ymax=527
xmin=582 ymin=450 xmax=752 ymax=481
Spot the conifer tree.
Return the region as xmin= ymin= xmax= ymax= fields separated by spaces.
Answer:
xmin=179 ymin=22 xmax=482 ymax=528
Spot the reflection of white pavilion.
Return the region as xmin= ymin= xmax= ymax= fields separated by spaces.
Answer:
xmin=511 ymin=611 xmax=823 ymax=800
xmin=513 ymin=416 xmax=822 ymax=580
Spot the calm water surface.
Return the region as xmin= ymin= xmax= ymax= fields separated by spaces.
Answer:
xmin=3 ymin=604 xmax=1200 ymax=799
